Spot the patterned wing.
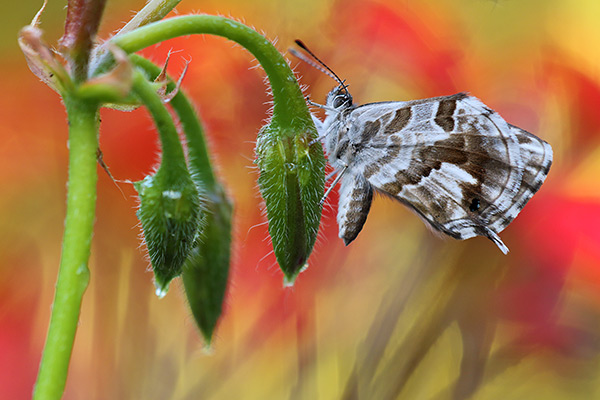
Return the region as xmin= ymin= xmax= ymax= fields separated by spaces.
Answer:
xmin=337 ymin=171 xmax=373 ymax=245
xmin=346 ymin=93 xmax=553 ymax=253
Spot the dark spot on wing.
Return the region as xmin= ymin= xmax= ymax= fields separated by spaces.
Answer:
xmin=434 ymin=98 xmax=457 ymax=132
xmin=517 ymin=133 xmax=533 ymax=145
xmin=361 ymin=120 xmax=381 ymax=142
xmin=382 ymin=158 xmax=442 ymax=195
xmin=363 ymin=163 xmax=381 ymax=179
xmin=455 ymin=125 xmax=511 ymax=216
xmin=469 ymin=198 xmax=481 ymax=212
xmin=384 ymin=107 xmax=412 ymax=134
xmin=381 ymin=180 xmax=403 ymax=195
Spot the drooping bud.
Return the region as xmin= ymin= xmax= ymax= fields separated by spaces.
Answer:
xmin=131 ymin=69 xmax=205 ymax=296
xmin=108 ymin=16 xmax=327 ymax=284
xmin=182 ymin=188 xmax=232 ymax=345
xmin=255 ymin=120 xmax=325 ymax=285
xmin=135 ymin=164 xmax=203 ymax=297
xmin=129 ymin=54 xmax=234 ymax=341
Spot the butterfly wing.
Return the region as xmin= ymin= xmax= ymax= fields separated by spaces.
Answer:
xmin=337 ymin=171 xmax=373 ymax=245
xmin=345 ymin=93 xmax=552 ymax=253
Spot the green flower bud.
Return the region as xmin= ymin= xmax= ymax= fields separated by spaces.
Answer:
xmin=255 ymin=120 xmax=325 ymax=285
xmin=112 ymin=16 xmax=327 ymax=286
xmin=135 ymin=164 xmax=203 ymax=297
xmin=182 ymin=188 xmax=232 ymax=346
xmin=129 ymin=55 xmax=233 ymax=342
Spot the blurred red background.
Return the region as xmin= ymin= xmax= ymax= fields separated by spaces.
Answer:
xmin=2 ymin=0 xmax=600 ymax=399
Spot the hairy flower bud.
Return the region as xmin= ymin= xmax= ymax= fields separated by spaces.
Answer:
xmin=135 ymin=164 xmax=203 ymax=297
xmin=255 ymin=121 xmax=325 ymax=285
xmin=182 ymin=188 xmax=232 ymax=345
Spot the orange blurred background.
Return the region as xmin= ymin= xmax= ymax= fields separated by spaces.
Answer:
xmin=2 ymin=0 xmax=600 ymax=399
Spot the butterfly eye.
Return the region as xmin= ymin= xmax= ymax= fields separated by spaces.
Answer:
xmin=333 ymin=96 xmax=346 ymax=108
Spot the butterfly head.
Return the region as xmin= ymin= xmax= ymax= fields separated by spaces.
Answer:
xmin=291 ymin=40 xmax=353 ymax=112
xmin=326 ymin=84 xmax=353 ymax=111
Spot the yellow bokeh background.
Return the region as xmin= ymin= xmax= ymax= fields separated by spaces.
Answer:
xmin=2 ymin=0 xmax=600 ymax=399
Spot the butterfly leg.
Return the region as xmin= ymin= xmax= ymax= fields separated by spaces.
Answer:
xmin=307 ymin=96 xmax=334 ymax=112
xmin=325 ymin=170 xmax=338 ymax=181
xmin=320 ymin=164 xmax=348 ymax=206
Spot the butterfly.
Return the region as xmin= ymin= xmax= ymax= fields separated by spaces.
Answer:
xmin=292 ymin=41 xmax=553 ymax=254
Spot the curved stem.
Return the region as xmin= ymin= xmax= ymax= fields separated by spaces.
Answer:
xmin=105 ymin=15 xmax=309 ymax=128
xmin=110 ymin=16 xmax=325 ymax=280
xmin=131 ymin=69 xmax=186 ymax=170
xmin=33 ymin=97 xmax=99 ymax=400
xmin=131 ymin=55 xmax=217 ymax=190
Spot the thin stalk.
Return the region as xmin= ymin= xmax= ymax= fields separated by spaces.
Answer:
xmin=33 ymin=97 xmax=99 ymax=400
xmin=103 ymin=15 xmax=309 ymax=128
xmin=131 ymin=55 xmax=217 ymax=190
xmin=131 ymin=69 xmax=186 ymax=170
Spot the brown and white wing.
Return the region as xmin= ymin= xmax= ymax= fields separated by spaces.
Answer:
xmin=347 ymin=93 xmax=552 ymax=253
xmin=336 ymin=171 xmax=373 ymax=245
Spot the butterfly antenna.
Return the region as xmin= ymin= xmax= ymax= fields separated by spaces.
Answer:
xmin=291 ymin=39 xmax=350 ymax=96
xmin=288 ymin=48 xmax=335 ymax=80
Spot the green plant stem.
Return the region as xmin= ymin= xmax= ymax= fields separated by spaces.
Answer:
xmin=131 ymin=69 xmax=186 ymax=170
xmin=131 ymin=55 xmax=217 ymax=190
xmin=33 ymin=97 xmax=99 ymax=400
xmin=105 ymin=15 xmax=310 ymax=128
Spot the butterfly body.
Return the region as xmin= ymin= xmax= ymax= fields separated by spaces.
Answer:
xmin=314 ymin=86 xmax=553 ymax=253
